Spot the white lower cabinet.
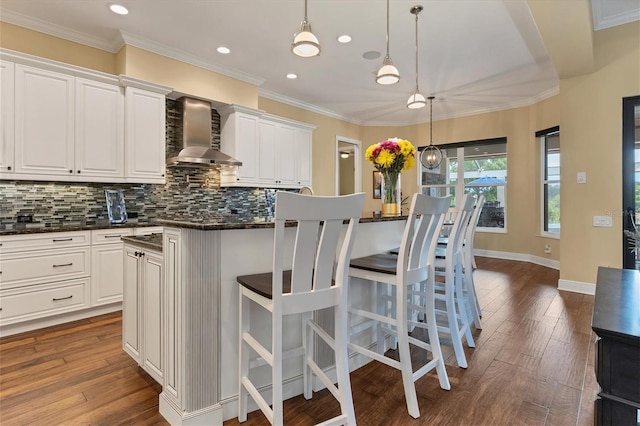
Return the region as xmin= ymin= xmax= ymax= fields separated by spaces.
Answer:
xmin=0 ymin=231 xmax=92 ymax=328
xmin=123 ymin=243 xmax=163 ymax=384
xmin=0 ymin=227 xmax=161 ymax=337
xmin=91 ymin=228 xmax=133 ymax=306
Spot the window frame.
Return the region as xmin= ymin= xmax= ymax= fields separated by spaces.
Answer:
xmin=538 ymin=126 xmax=560 ymax=239
xmin=418 ymin=137 xmax=508 ymax=234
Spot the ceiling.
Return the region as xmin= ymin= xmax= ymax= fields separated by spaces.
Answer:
xmin=1 ymin=0 xmax=638 ymax=126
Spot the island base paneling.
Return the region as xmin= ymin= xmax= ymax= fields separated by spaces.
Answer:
xmin=158 ymin=219 xmax=405 ymax=424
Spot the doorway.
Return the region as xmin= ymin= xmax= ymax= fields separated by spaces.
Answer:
xmin=622 ymin=95 xmax=640 ymax=269
xmin=336 ymin=136 xmax=362 ymax=196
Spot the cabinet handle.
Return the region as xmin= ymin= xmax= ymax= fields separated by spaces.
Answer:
xmin=104 ymin=234 xmax=122 ymax=238
xmin=53 ymin=295 xmax=73 ymax=302
xmin=52 ymin=262 xmax=73 ymax=268
xmin=69 ymin=170 xmax=73 ymax=173
xmin=53 ymin=238 xmax=73 ymax=242
xmin=77 ymin=170 xmax=81 ymax=174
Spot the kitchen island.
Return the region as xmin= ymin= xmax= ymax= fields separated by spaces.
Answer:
xmin=154 ymin=213 xmax=406 ymax=425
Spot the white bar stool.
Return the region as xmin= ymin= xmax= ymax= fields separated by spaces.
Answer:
xmin=236 ymin=192 xmax=364 ymax=426
xmin=347 ymin=194 xmax=452 ymax=419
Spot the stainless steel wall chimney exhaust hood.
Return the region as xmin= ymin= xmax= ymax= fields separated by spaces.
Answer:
xmin=166 ymin=97 xmax=242 ymax=168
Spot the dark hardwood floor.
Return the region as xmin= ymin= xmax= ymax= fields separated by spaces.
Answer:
xmin=0 ymin=257 xmax=597 ymax=425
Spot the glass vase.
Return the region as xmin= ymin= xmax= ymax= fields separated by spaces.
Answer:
xmin=381 ymin=171 xmax=401 ymax=217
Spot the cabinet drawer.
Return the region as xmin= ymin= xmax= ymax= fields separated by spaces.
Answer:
xmin=0 ymin=231 xmax=90 ymax=253
xmin=0 ymin=278 xmax=90 ymax=325
xmin=91 ymin=228 xmax=134 ymax=245
xmin=134 ymin=226 xmax=163 ymax=236
xmin=0 ymin=247 xmax=90 ymax=288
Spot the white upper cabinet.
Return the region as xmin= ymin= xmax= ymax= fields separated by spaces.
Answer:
xmin=219 ymin=105 xmax=261 ymax=186
xmin=219 ymin=105 xmax=315 ymax=189
xmin=14 ymin=64 xmax=75 ymax=177
xmin=295 ymin=127 xmax=312 ymax=187
xmin=257 ymin=119 xmax=277 ymax=185
xmin=0 ymin=60 xmax=15 ymax=177
xmin=1 ymin=49 xmax=172 ymax=184
xmin=75 ymin=78 xmax=124 ymax=179
xmin=123 ymin=84 xmax=168 ymax=184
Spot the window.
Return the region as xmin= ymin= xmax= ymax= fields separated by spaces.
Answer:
xmin=420 ymin=138 xmax=507 ymax=232
xmin=539 ymin=127 xmax=560 ymax=235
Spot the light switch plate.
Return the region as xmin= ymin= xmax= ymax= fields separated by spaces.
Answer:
xmin=593 ymin=216 xmax=612 ymax=227
xmin=577 ymin=172 xmax=587 ymax=184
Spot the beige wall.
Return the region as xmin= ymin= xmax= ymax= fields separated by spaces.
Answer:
xmin=0 ymin=22 xmax=116 ymax=74
xmin=4 ymin=17 xmax=638 ymax=287
xmin=558 ymin=22 xmax=640 ymax=285
xmin=119 ymin=45 xmax=258 ymax=108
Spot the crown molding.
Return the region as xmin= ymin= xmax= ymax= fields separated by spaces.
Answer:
xmin=592 ymin=0 xmax=640 ymax=31
xmin=119 ymin=31 xmax=265 ymax=87
xmin=261 ymin=85 xmax=559 ymax=127
xmin=0 ymin=9 xmax=122 ymax=52
xmin=258 ymin=89 xmax=363 ymax=125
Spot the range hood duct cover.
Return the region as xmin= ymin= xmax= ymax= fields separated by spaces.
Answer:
xmin=167 ymin=97 xmax=242 ymax=168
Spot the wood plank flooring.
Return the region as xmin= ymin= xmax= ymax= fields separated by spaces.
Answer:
xmin=0 ymin=257 xmax=598 ymax=425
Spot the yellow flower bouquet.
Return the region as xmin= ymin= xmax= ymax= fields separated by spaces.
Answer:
xmin=366 ymin=138 xmax=416 ymax=211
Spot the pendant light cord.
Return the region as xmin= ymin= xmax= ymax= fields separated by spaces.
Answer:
xmin=429 ymin=97 xmax=434 ymax=145
xmin=414 ymin=10 xmax=419 ymax=89
xmin=304 ymin=0 xmax=308 ymax=21
xmin=385 ymin=0 xmax=390 ymax=57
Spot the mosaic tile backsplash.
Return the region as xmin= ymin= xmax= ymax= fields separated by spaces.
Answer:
xmin=0 ymin=100 xmax=278 ymax=227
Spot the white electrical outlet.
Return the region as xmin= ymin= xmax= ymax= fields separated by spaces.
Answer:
xmin=593 ymin=216 xmax=612 ymax=227
xmin=544 ymin=244 xmax=551 ymax=254
xmin=577 ymin=172 xmax=587 ymax=184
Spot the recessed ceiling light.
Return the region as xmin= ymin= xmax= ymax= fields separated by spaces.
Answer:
xmin=217 ymin=46 xmax=230 ymax=54
xmin=286 ymin=73 xmax=298 ymax=79
xmin=108 ymin=4 xmax=129 ymax=15
xmin=337 ymin=35 xmax=352 ymax=43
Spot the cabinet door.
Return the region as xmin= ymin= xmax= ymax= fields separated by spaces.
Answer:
xmin=125 ymin=87 xmax=166 ymax=183
xmin=0 ymin=60 xmax=14 ymax=176
xmin=123 ymin=245 xmax=140 ymax=362
xmin=142 ymin=250 xmax=163 ymax=383
xmin=276 ymin=124 xmax=297 ymax=185
xmin=75 ymin=78 xmax=124 ymax=179
xmin=258 ymin=120 xmax=277 ymax=184
xmin=14 ymin=65 xmax=74 ymax=176
xmin=236 ymin=113 xmax=260 ymax=183
xmin=296 ymin=128 xmax=312 ymax=186
xmin=91 ymin=244 xmax=125 ymax=306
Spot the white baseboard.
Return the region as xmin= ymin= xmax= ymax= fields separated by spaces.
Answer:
xmin=0 ymin=303 xmax=122 ymax=337
xmin=160 ymin=393 xmax=223 ymax=426
xmin=474 ymin=249 xmax=597 ymax=295
xmin=474 ymin=249 xmax=560 ymax=270
xmin=558 ymin=279 xmax=596 ymax=295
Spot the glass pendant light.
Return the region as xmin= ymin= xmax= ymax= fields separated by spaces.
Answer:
xmin=376 ymin=0 xmax=399 ymax=85
xmin=407 ymin=6 xmax=426 ymax=109
xmin=420 ymin=96 xmax=443 ymax=169
xmin=292 ymin=0 xmax=320 ymax=57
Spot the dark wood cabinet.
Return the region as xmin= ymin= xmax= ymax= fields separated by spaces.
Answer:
xmin=592 ymin=267 xmax=640 ymax=426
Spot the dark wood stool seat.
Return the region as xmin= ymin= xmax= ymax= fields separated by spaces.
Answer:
xmin=237 ymin=271 xmax=292 ymax=299
xmin=350 ymin=254 xmax=398 ymax=275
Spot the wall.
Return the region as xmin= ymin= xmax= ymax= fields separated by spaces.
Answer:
xmin=558 ymin=22 xmax=640 ymax=287
xmin=0 ymin=22 xmax=116 ymax=74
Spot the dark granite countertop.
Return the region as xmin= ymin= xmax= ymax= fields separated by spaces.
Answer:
xmin=0 ymin=220 xmax=159 ymax=236
xmin=121 ymin=233 xmax=163 ymax=253
xmin=0 ymin=213 xmax=407 ymax=236
xmin=155 ymin=212 xmax=407 ymax=231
